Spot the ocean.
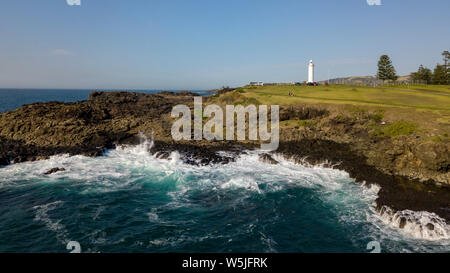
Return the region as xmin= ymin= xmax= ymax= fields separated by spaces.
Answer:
xmin=0 ymin=88 xmax=210 ymax=114
xmin=0 ymin=89 xmax=449 ymax=253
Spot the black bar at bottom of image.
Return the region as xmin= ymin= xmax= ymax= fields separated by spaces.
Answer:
xmin=0 ymin=253 xmax=446 ymax=272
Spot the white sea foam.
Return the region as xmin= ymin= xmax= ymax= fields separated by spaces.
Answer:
xmin=1 ymin=136 xmax=449 ymax=250
xmin=147 ymin=208 xmax=159 ymax=222
xmin=93 ymin=206 xmax=106 ymax=220
xmin=220 ymin=176 xmax=261 ymax=193
xmin=33 ymin=201 xmax=69 ymax=244
xmin=376 ymin=205 xmax=449 ymax=240
xmin=33 ymin=201 xmax=65 ymax=232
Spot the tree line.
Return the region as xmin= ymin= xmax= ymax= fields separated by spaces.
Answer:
xmin=376 ymin=51 xmax=449 ymax=84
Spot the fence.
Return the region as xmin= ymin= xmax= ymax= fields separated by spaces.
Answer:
xmin=330 ymin=79 xmax=429 ymax=87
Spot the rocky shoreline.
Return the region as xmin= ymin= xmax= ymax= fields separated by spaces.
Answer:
xmin=0 ymin=91 xmax=449 ymax=224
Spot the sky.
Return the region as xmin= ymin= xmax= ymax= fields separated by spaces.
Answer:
xmin=0 ymin=0 xmax=449 ymax=90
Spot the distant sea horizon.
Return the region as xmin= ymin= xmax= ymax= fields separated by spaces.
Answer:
xmin=0 ymin=88 xmax=210 ymax=114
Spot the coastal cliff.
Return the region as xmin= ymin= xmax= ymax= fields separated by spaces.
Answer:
xmin=0 ymin=91 xmax=449 ymax=221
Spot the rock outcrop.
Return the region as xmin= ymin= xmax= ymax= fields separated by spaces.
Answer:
xmin=0 ymin=91 xmax=193 ymax=163
xmin=44 ymin=168 xmax=66 ymax=175
xmin=259 ymin=153 xmax=279 ymax=165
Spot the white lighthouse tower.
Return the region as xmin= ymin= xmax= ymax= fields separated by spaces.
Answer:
xmin=308 ymin=60 xmax=314 ymax=83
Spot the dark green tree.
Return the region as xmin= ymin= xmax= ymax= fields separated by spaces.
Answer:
xmin=442 ymin=50 xmax=449 ymax=84
xmin=410 ymin=65 xmax=432 ymax=84
xmin=442 ymin=50 xmax=449 ymax=68
xmin=432 ymin=64 xmax=447 ymax=85
xmin=377 ymin=55 xmax=398 ymax=81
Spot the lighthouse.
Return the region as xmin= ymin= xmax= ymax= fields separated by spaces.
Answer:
xmin=308 ymin=60 xmax=314 ymax=83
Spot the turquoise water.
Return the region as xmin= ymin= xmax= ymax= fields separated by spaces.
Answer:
xmin=0 ymin=90 xmax=449 ymax=253
xmin=0 ymin=138 xmax=448 ymax=253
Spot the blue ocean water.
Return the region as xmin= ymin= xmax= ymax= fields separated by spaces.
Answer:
xmin=0 ymin=139 xmax=449 ymax=253
xmin=0 ymin=88 xmax=208 ymax=113
xmin=0 ymin=90 xmax=449 ymax=253
xmin=0 ymin=89 xmax=92 ymax=113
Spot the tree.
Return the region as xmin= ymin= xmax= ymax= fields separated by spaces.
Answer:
xmin=442 ymin=50 xmax=449 ymax=84
xmin=377 ymin=55 xmax=398 ymax=81
xmin=442 ymin=50 xmax=449 ymax=69
xmin=432 ymin=64 xmax=447 ymax=85
xmin=410 ymin=65 xmax=433 ymax=84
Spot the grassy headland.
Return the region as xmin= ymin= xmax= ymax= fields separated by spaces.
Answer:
xmin=212 ymin=84 xmax=450 ymax=141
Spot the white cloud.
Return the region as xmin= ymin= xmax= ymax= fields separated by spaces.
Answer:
xmin=367 ymin=0 xmax=382 ymax=6
xmin=50 ymin=49 xmax=75 ymax=56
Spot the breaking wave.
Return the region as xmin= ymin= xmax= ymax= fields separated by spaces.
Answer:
xmin=377 ymin=206 xmax=449 ymax=240
xmin=0 ymin=136 xmax=449 ymax=252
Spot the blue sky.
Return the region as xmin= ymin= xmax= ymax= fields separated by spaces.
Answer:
xmin=0 ymin=0 xmax=449 ymax=90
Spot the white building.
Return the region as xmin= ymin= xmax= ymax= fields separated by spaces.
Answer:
xmin=308 ymin=60 xmax=314 ymax=83
xmin=249 ymin=81 xmax=264 ymax=86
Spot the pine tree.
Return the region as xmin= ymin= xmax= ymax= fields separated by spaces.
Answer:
xmin=410 ymin=65 xmax=432 ymax=84
xmin=377 ymin=55 xmax=398 ymax=81
xmin=432 ymin=64 xmax=447 ymax=85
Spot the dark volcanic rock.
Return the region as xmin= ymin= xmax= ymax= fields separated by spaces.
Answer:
xmin=399 ymin=217 xmax=407 ymax=229
xmin=279 ymin=105 xmax=329 ymax=121
xmin=259 ymin=153 xmax=279 ymax=164
xmin=44 ymin=168 xmax=66 ymax=175
xmin=150 ymin=141 xmax=249 ymax=166
xmin=158 ymin=91 xmax=201 ymax=97
xmin=0 ymin=155 xmax=9 ymax=166
xmin=0 ymin=91 xmax=195 ymax=166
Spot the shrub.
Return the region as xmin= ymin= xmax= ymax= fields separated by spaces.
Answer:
xmin=371 ymin=109 xmax=385 ymax=123
xmin=233 ymin=97 xmax=260 ymax=106
xmin=297 ymin=119 xmax=317 ymax=128
xmin=347 ymin=106 xmax=369 ymax=120
xmin=378 ymin=120 xmax=417 ymax=137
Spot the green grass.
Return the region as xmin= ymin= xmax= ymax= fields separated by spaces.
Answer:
xmin=233 ymin=97 xmax=260 ymax=106
xmin=297 ymin=119 xmax=318 ymax=128
xmin=375 ymin=120 xmax=418 ymax=137
xmin=371 ymin=109 xmax=385 ymax=123
xmin=239 ymin=84 xmax=450 ymax=111
xmin=380 ymin=84 xmax=450 ymax=94
xmin=211 ymin=84 xmax=450 ymax=138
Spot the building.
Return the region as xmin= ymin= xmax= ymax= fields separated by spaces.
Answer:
xmin=264 ymin=82 xmax=295 ymax=86
xmin=249 ymin=82 xmax=264 ymax=86
xmin=308 ymin=60 xmax=314 ymax=83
